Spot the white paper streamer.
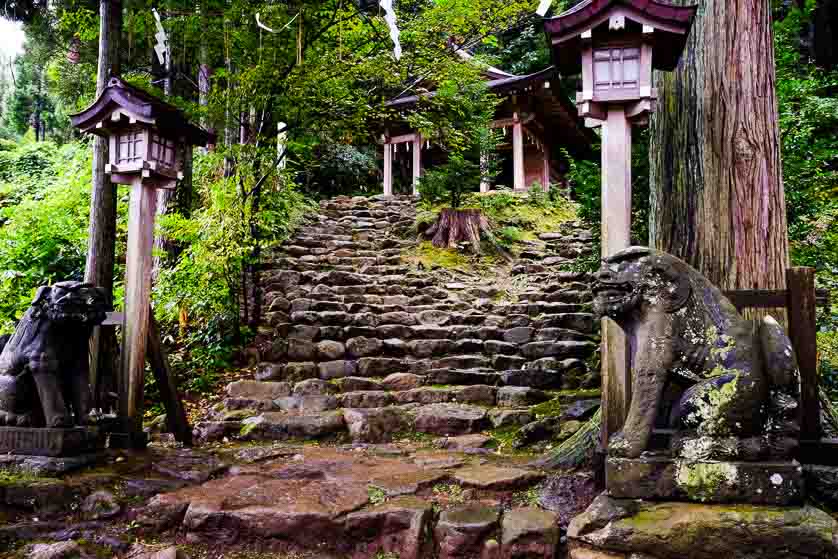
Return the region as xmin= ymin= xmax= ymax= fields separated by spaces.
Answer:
xmin=536 ymin=0 xmax=552 ymax=17
xmin=380 ymin=0 xmax=402 ymax=60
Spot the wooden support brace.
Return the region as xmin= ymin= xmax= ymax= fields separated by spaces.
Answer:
xmin=787 ymin=267 xmax=820 ymax=440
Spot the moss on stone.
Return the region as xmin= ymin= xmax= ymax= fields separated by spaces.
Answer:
xmin=675 ymin=461 xmax=739 ymax=502
xmin=405 ymin=241 xmax=471 ymax=270
xmin=530 ymin=399 xmax=562 ymax=419
xmin=0 ymin=468 xmax=58 ymax=486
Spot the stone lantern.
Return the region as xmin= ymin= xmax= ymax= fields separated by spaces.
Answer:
xmin=71 ymin=78 xmax=212 ymax=445
xmin=544 ymin=0 xmax=696 ymax=445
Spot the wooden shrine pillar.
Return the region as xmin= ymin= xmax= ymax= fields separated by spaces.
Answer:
xmin=600 ymin=106 xmax=632 ymax=445
xmin=412 ymin=134 xmax=422 ymax=195
xmin=542 ymin=147 xmax=551 ymax=191
xmin=480 ymin=150 xmax=491 ymax=193
xmin=121 ymin=177 xmax=161 ymax=437
xmin=513 ymin=114 xmax=525 ymax=191
xmin=383 ymin=139 xmax=393 ymax=196
xmin=787 ymin=267 xmax=820 ymax=440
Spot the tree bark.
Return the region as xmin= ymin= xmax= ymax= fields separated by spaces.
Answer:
xmin=86 ymin=0 xmax=121 ymax=411
xmin=649 ymin=0 xmax=790 ymax=298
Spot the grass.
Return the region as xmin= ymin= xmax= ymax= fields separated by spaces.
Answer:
xmin=405 ymin=241 xmax=471 ymax=270
xmin=432 ymin=483 xmax=466 ymax=504
xmin=0 ymin=468 xmax=58 ymax=486
xmin=511 ymin=485 xmax=541 ymax=507
xmin=368 ymin=485 xmax=387 ymax=506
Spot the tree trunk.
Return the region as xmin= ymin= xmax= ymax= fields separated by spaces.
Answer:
xmin=424 ymin=208 xmax=494 ymax=253
xmin=86 ymin=0 xmax=121 ymax=411
xmin=649 ymin=0 xmax=789 ymax=298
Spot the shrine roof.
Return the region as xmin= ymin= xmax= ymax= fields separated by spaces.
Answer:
xmin=70 ymin=77 xmax=213 ymax=146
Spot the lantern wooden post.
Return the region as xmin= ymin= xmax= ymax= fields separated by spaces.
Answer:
xmin=545 ymin=0 xmax=697 ymax=447
xmin=71 ymin=78 xmax=212 ymax=447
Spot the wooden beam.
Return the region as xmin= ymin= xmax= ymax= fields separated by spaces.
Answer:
xmin=386 ymin=132 xmax=419 ymax=145
xmin=723 ymin=288 xmax=830 ymax=310
xmin=121 ymin=179 xmax=158 ymax=443
xmin=799 ymin=439 xmax=838 ymax=465
xmin=600 ymin=106 xmax=632 ymax=448
xmin=787 ymin=267 xmax=820 ymax=441
xmin=491 ymin=114 xmax=535 ymax=129
xmin=412 ymin=134 xmax=422 ymax=195
xmin=383 ymin=142 xmax=393 ymax=196
xmin=512 ymin=115 xmax=525 ymax=191
xmin=147 ymin=313 xmax=193 ymax=446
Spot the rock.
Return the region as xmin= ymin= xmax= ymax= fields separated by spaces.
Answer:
xmin=501 ymin=369 xmax=562 ymax=390
xmin=804 ymin=465 xmax=838 ymax=509
xmin=276 ymin=395 xmax=338 ymax=413
xmin=226 ymin=380 xmax=291 ymax=400
xmin=339 ymin=390 xmax=393 ymax=408
xmin=412 ymin=404 xmax=489 ymax=436
xmin=151 ymin=449 xmax=227 ymax=483
xmin=243 ymin=411 xmax=346 ymax=441
xmin=568 ymin=494 xmax=838 ymax=559
xmin=344 ymin=497 xmax=432 ymax=559
xmin=282 ymin=361 xmax=319 ymax=381
xmin=27 ymin=542 xmax=84 ymax=559
xmin=254 ymin=362 xmax=285 ymax=381
xmin=515 ymin=418 xmax=562 ymax=448
xmin=409 ymin=339 xmax=454 ymax=358
xmin=485 ymin=340 xmax=519 ymax=355
xmin=501 ymin=507 xmax=559 ymax=559
xmin=558 ymin=420 xmax=584 ymax=440
xmin=371 ymin=470 xmax=447 ymax=497
xmin=606 ymin=456 xmax=804 ymax=505
xmin=124 ymin=544 xmax=184 ymax=559
xmin=454 ymin=465 xmax=543 ymax=490
xmin=347 ymin=336 xmax=384 ymax=358
xmin=318 ymin=359 xmax=357 ymax=379
xmin=417 ymin=309 xmax=451 ymax=325
xmin=493 ymin=355 xmax=528 ymax=370
xmin=316 ymin=340 xmax=345 ymax=360
xmin=358 ymin=357 xmax=406 ymax=376
xmin=293 ymin=378 xmax=336 ymax=396
xmin=287 ymin=338 xmax=317 ymax=360
xmin=335 ymin=376 xmax=382 ymax=392
xmin=435 ymin=504 xmax=500 ymax=559
xmin=343 ymin=407 xmax=410 ymax=443
xmin=382 ymin=372 xmax=423 ymax=391
xmin=435 ymin=434 xmax=493 ymax=451
xmin=538 ymin=472 xmax=598 ymax=530
xmin=82 ymin=490 xmax=121 ymax=520
xmin=561 ymin=399 xmax=600 ymax=420
xmin=489 ymin=409 xmax=533 ymax=428
xmin=193 ymin=421 xmax=242 ymax=442
xmin=521 ymin=341 xmax=596 ymax=360
xmin=122 ymin=478 xmax=187 ymax=498
xmin=497 ymin=387 xmax=550 ymax=407
xmin=503 ymin=327 xmax=535 ymax=345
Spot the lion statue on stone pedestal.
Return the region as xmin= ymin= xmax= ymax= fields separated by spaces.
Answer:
xmin=593 ymin=247 xmax=801 ymax=461
xmin=0 ymin=281 xmax=109 ymax=428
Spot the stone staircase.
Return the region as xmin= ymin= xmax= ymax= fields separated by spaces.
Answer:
xmin=196 ymin=194 xmax=601 ymax=448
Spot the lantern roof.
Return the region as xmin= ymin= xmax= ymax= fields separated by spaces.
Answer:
xmin=70 ymin=77 xmax=213 ymax=146
xmin=545 ymin=0 xmax=697 ymax=75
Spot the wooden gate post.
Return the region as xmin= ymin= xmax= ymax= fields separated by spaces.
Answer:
xmin=787 ymin=267 xmax=820 ymax=440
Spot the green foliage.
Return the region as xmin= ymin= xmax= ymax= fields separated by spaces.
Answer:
xmin=774 ymin=3 xmax=838 ymax=382
xmin=367 ymin=485 xmax=387 ymax=506
xmin=0 ymin=141 xmax=98 ymax=331
xmin=154 ymin=147 xmax=311 ymax=390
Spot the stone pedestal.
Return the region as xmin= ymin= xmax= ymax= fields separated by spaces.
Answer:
xmin=606 ymin=456 xmax=804 ymax=506
xmin=567 ymin=494 xmax=838 ymax=559
xmin=0 ymin=426 xmax=104 ymax=457
xmin=0 ymin=427 xmax=105 ymax=475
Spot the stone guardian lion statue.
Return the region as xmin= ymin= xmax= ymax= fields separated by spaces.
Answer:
xmin=0 ymin=281 xmax=109 ymax=428
xmin=593 ymin=247 xmax=801 ymax=461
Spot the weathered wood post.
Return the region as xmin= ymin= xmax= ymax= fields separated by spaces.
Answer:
xmin=544 ymin=0 xmax=697 ymax=446
xmin=412 ymin=133 xmax=422 ymax=195
xmin=71 ymin=78 xmax=211 ymax=447
xmin=787 ymin=267 xmax=820 ymax=441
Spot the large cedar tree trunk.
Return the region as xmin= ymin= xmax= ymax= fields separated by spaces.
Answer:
xmin=649 ymin=0 xmax=790 ymax=295
xmin=86 ymin=0 xmax=121 ymax=410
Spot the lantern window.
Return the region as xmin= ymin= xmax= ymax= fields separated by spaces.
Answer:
xmin=594 ymin=47 xmax=640 ymax=91
xmin=151 ymin=134 xmax=177 ymax=167
xmin=118 ymin=131 xmax=144 ymax=164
